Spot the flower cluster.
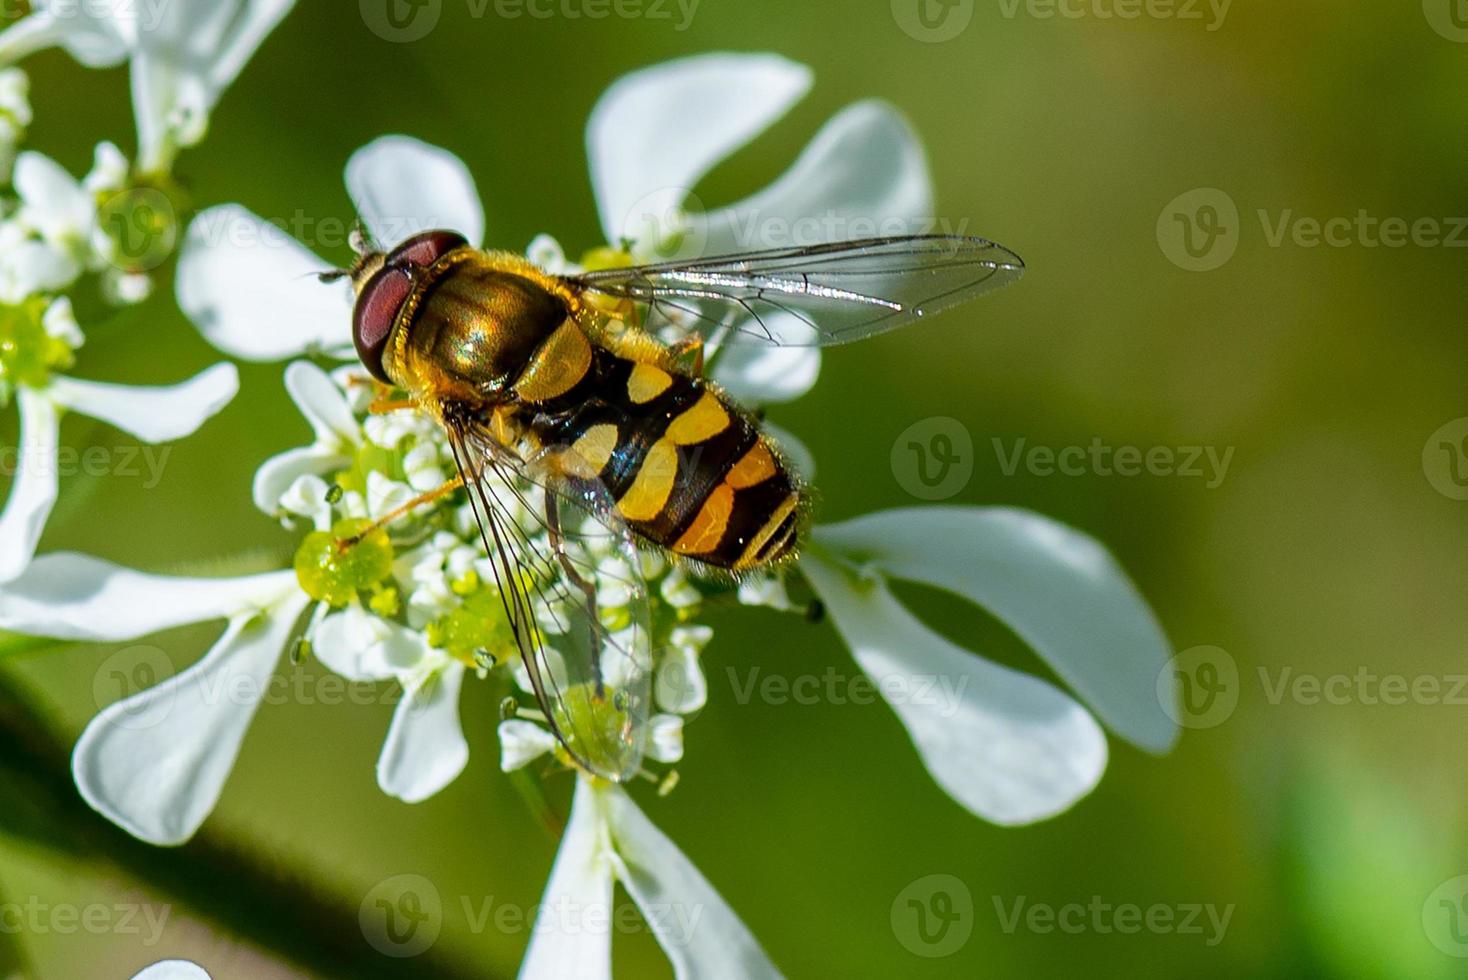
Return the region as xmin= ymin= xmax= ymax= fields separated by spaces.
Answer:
xmin=0 ymin=48 xmax=1178 ymax=980
xmin=0 ymin=0 xmax=300 ymax=585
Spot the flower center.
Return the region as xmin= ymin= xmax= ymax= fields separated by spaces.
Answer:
xmin=426 ymin=578 xmax=518 ymax=667
xmin=0 ymin=297 xmax=72 ymax=392
xmin=294 ymin=518 xmax=395 ymax=607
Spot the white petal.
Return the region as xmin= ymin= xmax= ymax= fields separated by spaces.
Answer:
xmin=519 ymin=779 xmax=613 ymax=980
xmin=588 ymin=53 xmax=812 ymax=246
xmin=14 ymin=150 xmax=92 ymax=243
xmin=699 ymin=101 xmax=933 ymax=256
xmin=655 ymin=647 xmax=706 ymax=715
xmin=42 ymin=294 xmax=83 ymax=347
xmin=0 ymin=7 xmax=132 ymax=68
xmin=0 ymin=554 xmax=297 ymax=641
xmin=200 ymin=0 xmax=297 ymax=94
xmin=314 ymin=604 xmax=425 ymax=681
xmin=712 ymin=342 xmax=819 ymax=406
xmin=762 ymin=421 xmax=815 ymax=483
xmin=377 ymin=660 xmax=468 ymax=802
xmin=131 ymin=961 xmax=211 ymax=980
xmin=0 ymin=387 xmax=59 ymax=582
xmin=0 ymin=237 xmax=80 ymax=299
xmin=48 ymin=363 xmax=238 ymax=442
xmin=803 ymin=551 xmax=1107 ymax=825
xmin=72 ymin=594 xmax=308 ymax=845
xmin=177 ymin=205 xmax=352 ymax=360
xmin=284 ymin=360 xmax=359 ymax=447
xmin=498 ymin=718 xmax=557 ymax=771
xmin=812 ymin=508 xmax=1177 ymax=753
xmin=345 ymin=136 xmax=484 ymax=248
xmin=605 ymin=786 xmax=784 ymax=978
xmin=647 ymin=714 xmax=683 ymax=763
xmin=253 ymin=446 xmax=347 ymax=515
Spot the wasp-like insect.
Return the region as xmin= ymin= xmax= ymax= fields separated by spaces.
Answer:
xmin=333 ymin=231 xmax=1023 ymax=782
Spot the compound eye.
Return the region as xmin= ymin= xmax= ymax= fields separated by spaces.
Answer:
xmin=386 ymin=229 xmax=468 ymax=269
xmin=352 ymin=266 xmax=412 ymax=383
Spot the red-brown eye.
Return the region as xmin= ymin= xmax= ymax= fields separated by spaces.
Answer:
xmin=352 ymin=266 xmax=412 ymax=383
xmin=386 ymin=229 xmax=468 ymax=269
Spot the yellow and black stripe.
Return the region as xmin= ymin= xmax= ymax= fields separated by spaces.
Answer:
xmin=512 ymin=329 xmax=801 ymax=571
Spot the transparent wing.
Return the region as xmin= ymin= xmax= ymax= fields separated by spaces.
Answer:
xmin=567 ymin=234 xmax=1025 ymax=347
xmin=443 ymin=417 xmax=652 ymax=782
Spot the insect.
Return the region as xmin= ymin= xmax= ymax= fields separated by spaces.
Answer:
xmin=332 ymin=231 xmax=1024 ymax=783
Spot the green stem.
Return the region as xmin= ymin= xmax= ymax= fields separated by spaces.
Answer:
xmin=0 ymin=670 xmax=495 ymax=980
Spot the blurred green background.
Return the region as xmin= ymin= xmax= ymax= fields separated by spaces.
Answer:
xmin=4 ymin=1 xmax=1468 ymax=976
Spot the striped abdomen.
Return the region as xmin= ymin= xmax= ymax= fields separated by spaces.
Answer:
xmin=518 ymin=339 xmax=801 ymax=571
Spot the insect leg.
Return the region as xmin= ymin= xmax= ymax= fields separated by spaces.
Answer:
xmin=666 ymin=335 xmax=705 ymax=376
xmin=338 ymin=475 xmax=465 ymax=549
xmin=368 ymin=396 xmax=418 ymax=414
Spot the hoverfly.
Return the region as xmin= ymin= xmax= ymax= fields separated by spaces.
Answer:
xmin=332 ymin=231 xmax=1023 ymax=782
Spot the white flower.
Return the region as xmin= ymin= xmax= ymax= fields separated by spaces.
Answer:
xmin=0 ymin=66 xmax=31 ymax=180
xmin=0 ymin=552 xmax=303 ymax=844
xmin=131 ymin=961 xmax=211 ymax=980
xmin=0 ymin=295 xmax=239 ymax=583
xmin=801 ymin=507 xmax=1177 ymax=825
xmin=519 ymin=778 xmax=783 ymax=980
xmin=176 ymin=53 xmax=934 ymax=407
xmin=312 ymin=602 xmax=470 ymax=803
xmin=0 ymin=0 xmax=298 ymax=172
xmin=14 ymin=143 xmax=128 ymax=277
